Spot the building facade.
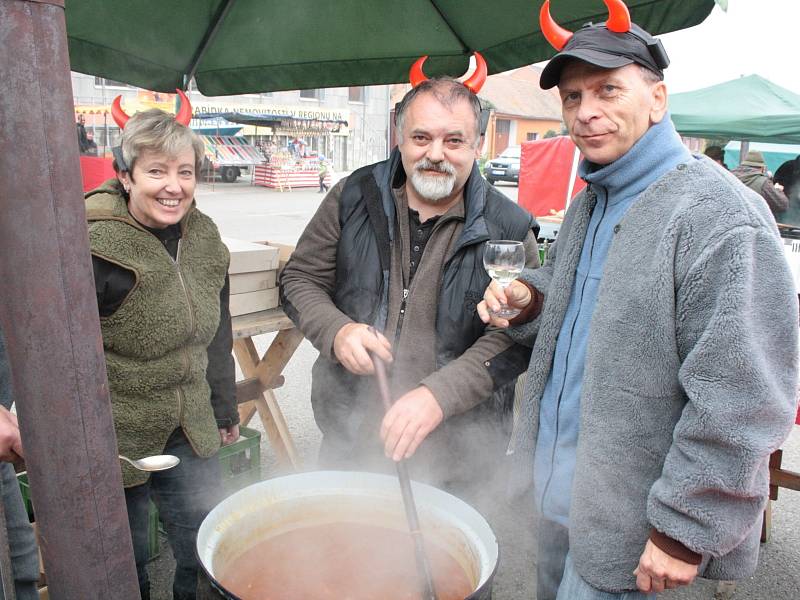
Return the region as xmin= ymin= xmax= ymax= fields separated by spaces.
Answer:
xmin=71 ymin=73 xmax=392 ymax=172
xmin=388 ymin=65 xmax=563 ymax=160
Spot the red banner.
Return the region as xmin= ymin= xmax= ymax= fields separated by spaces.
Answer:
xmin=80 ymin=156 xmax=116 ymax=192
xmin=518 ymin=136 xmax=585 ymax=217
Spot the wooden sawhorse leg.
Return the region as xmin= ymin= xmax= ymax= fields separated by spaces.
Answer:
xmin=233 ymin=328 xmax=304 ymax=471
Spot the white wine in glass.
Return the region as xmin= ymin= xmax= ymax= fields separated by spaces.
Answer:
xmin=483 ymin=240 xmax=525 ymax=318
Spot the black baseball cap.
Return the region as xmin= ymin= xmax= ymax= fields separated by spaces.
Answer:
xmin=540 ymin=22 xmax=670 ymax=89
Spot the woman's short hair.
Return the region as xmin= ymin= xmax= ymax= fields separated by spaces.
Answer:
xmin=117 ymin=109 xmax=205 ymax=177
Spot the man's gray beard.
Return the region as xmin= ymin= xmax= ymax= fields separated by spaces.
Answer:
xmin=409 ymin=160 xmax=457 ymax=203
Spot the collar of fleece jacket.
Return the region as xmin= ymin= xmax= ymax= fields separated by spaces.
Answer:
xmin=579 ymin=113 xmax=692 ymax=200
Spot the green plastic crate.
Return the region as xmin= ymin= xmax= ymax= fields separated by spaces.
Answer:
xmin=218 ymin=426 xmax=261 ymax=495
xmin=16 ymin=472 xmax=34 ymax=522
xmin=147 ymin=500 xmax=160 ymax=561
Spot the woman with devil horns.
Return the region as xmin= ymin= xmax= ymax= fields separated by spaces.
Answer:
xmin=85 ymin=91 xmax=238 ymax=600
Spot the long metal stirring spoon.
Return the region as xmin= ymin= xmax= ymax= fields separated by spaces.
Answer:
xmin=119 ymin=454 xmax=180 ymax=472
xmin=368 ymin=341 xmax=438 ymax=600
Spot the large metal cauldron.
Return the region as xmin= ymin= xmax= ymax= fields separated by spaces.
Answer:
xmin=196 ymin=470 xmax=499 ymax=599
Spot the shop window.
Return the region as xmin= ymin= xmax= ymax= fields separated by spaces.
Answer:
xmin=527 ymin=132 xmax=539 ymax=141
xmin=349 ymin=87 xmax=366 ymax=103
xmin=300 ymin=88 xmax=323 ymax=100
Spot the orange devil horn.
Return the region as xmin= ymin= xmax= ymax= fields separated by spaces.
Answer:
xmin=409 ymin=56 xmax=429 ymax=88
xmin=462 ymin=52 xmax=488 ymax=94
xmin=174 ymin=89 xmax=192 ymax=126
xmin=539 ymin=0 xmax=573 ymax=51
xmin=604 ymin=0 xmax=631 ymax=33
xmin=111 ymin=96 xmax=130 ymax=129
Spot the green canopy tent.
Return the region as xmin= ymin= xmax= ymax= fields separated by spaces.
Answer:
xmin=670 ymin=74 xmax=800 ymax=144
xmin=66 ymin=0 xmax=715 ymax=95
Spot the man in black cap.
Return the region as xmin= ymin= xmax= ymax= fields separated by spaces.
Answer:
xmin=478 ymin=1 xmax=799 ymax=598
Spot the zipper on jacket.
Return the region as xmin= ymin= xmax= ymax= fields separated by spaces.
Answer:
xmin=169 ymin=238 xmax=195 ymax=418
xmin=176 ymin=385 xmax=185 ymax=424
xmin=174 ymin=239 xmax=196 ymax=338
xmin=393 ymin=288 xmax=410 ymax=347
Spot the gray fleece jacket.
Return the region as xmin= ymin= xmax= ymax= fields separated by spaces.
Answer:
xmin=508 ymin=154 xmax=799 ymax=591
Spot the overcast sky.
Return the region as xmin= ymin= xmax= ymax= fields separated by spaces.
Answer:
xmin=533 ymin=0 xmax=796 ymax=95
xmin=659 ymin=0 xmax=796 ymax=94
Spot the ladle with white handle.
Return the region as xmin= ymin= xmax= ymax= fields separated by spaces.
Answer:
xmin=119 ymin=454 xmax=180 ymax=472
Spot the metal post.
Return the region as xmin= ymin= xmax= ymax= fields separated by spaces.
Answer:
xmin=0 ymin=1 xmax=140 ymax=598
xmin=740 ymin=140 xmax=750 ymax=166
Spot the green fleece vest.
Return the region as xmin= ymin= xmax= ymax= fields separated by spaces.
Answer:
xmin=86 ymin=182 xmax=229 ymax=486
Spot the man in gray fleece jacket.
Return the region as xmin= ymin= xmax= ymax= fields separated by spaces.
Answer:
xmin=479 ymin=3 xmax=799 ymax=599
xmin=281 ymin=78 xmax=539 ymax=492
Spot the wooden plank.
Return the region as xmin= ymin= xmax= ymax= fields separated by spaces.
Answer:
xmin=254 ymin=328 xmax=304 ymax=388
xmin=254 ymin=391 xmax=301 ymax=470
xmin=223 ymin=237 xmax=280 ymax=273
xmin=235 ymin=376 xmax=284 ymax=404
xmin=235 ymin=377 xmax=263 ymax=404
xmin=231 ymin=308 xmax=294 ymax=339
xmin=232 ymin=340 xmax=260 ymax=427
xmin=770 ymin=468 xmax=800 ymax=492
xmin=769 ymin=450 xmax=783 ymax=500
xmin=255 ymin=241 xmax=295 ymax=273
xmin=229 ymin=287 xmax=279 ymax=316
xmin=229 ymin=270 xmax=276 ymax=294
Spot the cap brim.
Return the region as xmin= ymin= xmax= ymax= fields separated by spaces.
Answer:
xmin=540 ymin=49 xmax=634 ymax=89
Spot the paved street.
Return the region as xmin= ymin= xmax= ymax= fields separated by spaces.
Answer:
xmin=149 ymin=177 xmax=800 ymax=600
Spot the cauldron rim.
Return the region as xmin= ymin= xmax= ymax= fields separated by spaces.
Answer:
xmin=196 ymin=470 xmax=499 ymax=600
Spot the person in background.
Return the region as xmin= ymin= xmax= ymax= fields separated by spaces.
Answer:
xmin=479 ymin=2 xmax=799 ymax=598
xmin=774 ymin=156 xmax=800 ymax=226
xmin=281 ymin=70 xmax=539 ymax=498
xmin=318 ymin=158 xmax=330 ymax=193
xmin=0 ymin=329 xmax=40 ymax=600
xmin=703 ymin=144 xmax=727 ymax=169
xmin=732 ymin=150 xmax=789 ymax=217
xmin=76 ymin=114 xmax=90 ymax=154
xmin=86 ymin=96 xmax=238 ymax=600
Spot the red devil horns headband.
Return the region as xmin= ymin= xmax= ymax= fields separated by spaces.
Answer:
xmin=111 ymin=89 xmax=193 ymax=129
xmin=540 ymin=0 xmax=631 ymax=51
xmin=409 ymin=51 xmax=488 ymax=94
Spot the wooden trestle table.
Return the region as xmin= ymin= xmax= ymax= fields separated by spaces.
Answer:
xmin=231 ymin=307 xmax=304 ymax=471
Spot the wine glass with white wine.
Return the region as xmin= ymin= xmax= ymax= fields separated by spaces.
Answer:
xmin=483 ymin=240 xmax=526 ymax=318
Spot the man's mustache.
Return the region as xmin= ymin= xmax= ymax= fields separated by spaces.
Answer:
xmin=415 ymin=159 xmax=456 ymax=175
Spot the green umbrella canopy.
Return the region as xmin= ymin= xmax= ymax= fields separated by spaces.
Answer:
xmin=670 ymin=75 xmax=800 ymax=144
xmin=66 ymin=0 xmax=715 ymax=96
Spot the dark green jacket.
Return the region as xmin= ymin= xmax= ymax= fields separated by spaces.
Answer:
xmin=86 ymin=181 xmax=229 ymax=486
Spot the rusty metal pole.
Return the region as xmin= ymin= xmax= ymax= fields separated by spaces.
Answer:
xmin=0 ymin=1 xmax=140 ymax=598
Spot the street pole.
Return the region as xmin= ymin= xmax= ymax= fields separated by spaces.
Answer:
xmin=0 ymin=1 xmax=139 ymax=598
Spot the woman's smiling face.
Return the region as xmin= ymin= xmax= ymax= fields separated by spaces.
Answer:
xmin=119 ymin=147 xmax=197 ymax=229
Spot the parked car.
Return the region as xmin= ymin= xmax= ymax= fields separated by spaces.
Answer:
xmin=485 ymin=146 xmax=521 ymax=185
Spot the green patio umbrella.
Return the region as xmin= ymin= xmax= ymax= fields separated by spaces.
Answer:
xmin=66 ymin=0 xmax=716 ymax=96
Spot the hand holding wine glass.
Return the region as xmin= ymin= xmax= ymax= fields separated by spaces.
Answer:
xmin=483 ymin=240 xmax=526 ymax=318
